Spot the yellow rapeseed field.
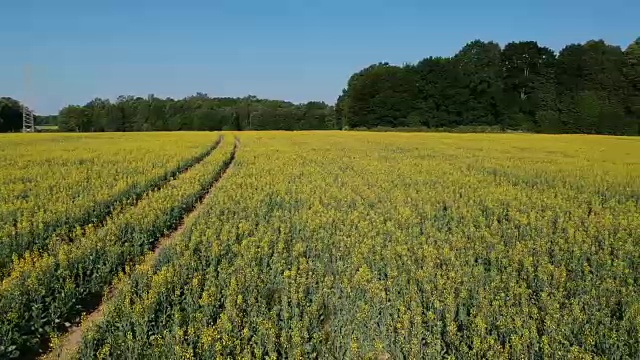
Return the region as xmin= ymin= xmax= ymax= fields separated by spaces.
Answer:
xmin=68 ymin=132 xmax=639 ymax=359
xmin=0 ymin=132 xmax=219 ymax=275
xmin=0 ymin=133 xmax=235 ymax=358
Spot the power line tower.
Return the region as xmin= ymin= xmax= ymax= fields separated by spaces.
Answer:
xmin=22 ymin=65 xmax=36 ymax=133
xmin=22 ymin=104 xmax=35 ymax=133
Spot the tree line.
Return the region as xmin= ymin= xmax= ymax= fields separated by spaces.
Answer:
xmin=337 ymin=37 xmax=640 ymax=135
xmin=55 ymin=94 xmax=337 ymax=132
xmin=1 ymin=36 xmax=638 ymax=135
xmin=0 ymin=97 xmax=27 ymax=132
xmin=0 ymin=95 xmax=337 ymax=132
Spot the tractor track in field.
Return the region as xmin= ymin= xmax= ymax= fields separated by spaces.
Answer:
xmin=0 ymin=136 xmax=223 ymax=278
xmin=42 ymin=137 xmax=239 ymax=360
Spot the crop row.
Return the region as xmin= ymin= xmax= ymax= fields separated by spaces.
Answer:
xmin=74 ymin=132 xmax=639 ymax=359
xmin=0 ymin=133 xmax=220 ymax=277
xmin=0 ymin=135 xmax=236 ymax=359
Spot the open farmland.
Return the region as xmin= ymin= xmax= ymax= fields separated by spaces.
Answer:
xmin=0 ymin=132 xmax=639 ymax=359
xmin=0 ymin=132 xmax=220 ymax=276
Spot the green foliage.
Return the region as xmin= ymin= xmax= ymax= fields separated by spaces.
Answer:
xmin=624 ymin=38 xmax=640 ymax=134
xmin=35 ymin=115 xmax=58 ymax=126
xmin=10 ymin=36 xmax=639 ymax=135
xmin=502 ymin=41 xmax=556 ymax=125
xmin=455 ymin=40 xmax=504 ymax=125
xmin=536 ymin=110 xmax=562 ymax=133
xmin=338 ymin=37 xmax=640 ymax=135
xmin=0 ymin=97 xmax=24 ymax=132
xmin=55 ymin=94 xmax=337 ymax=132
xmin=556 ymin=40 xmax=631 ymax=135
xmin=345 ymin=63 xmax=421 ymax=128
xmin=58 ymin=105 xmax=90 ymax=132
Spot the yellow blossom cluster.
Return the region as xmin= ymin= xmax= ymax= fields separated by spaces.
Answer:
xmin=76 ymin=132 xmax=639 ymax=359
xmin=0 ymin=134 xmax=236 ymax=358
xmin=0 ymin=132 xmax=219 ymax=275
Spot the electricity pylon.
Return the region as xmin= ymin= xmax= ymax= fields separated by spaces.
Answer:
xmin=22 ymin=65 xmax=36 ymax=132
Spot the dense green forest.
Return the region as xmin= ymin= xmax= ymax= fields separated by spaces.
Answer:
xmin=57 ymin=95 xmax=337 ymax=132
xmin=0 ymin=96 xmax=337 ymax=132
xmin=338 ymin=37 xmax=640 ymax=135
xmin=2 ymin=37 xmax=639 ymax=134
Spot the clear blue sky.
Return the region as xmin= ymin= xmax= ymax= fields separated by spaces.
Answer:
xmin=2 ymin=0 xmax=638 ymax=115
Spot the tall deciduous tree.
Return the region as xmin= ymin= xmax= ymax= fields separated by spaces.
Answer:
xmin=415 ymin=56 xmax=466 ymax=127
xmin=0 ymin=97 xmax=24 ymax=132
xmin=502 ymin=41 xmax=556 ymax=129
xmin=624 ymin=37 xmax=640 ymax=134
xmin=556 ymin=40 xmax=631 ymax=134
xmin=343 ymin=63 xmax=420 ymax=128
xmin=58 ymin=105 xmax=90 ymax=132
xmin=454 ymin=40 xmax=504 ymax=126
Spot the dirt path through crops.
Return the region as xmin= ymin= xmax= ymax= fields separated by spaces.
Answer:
xmin=43 ymin=137 xmax=239 ymax=360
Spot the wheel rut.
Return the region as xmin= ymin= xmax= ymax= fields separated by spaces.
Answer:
xmin=1 ymin=136 xmax=222 ymax=278
xmin=43 ymin=137 xmax=239 ymax=360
